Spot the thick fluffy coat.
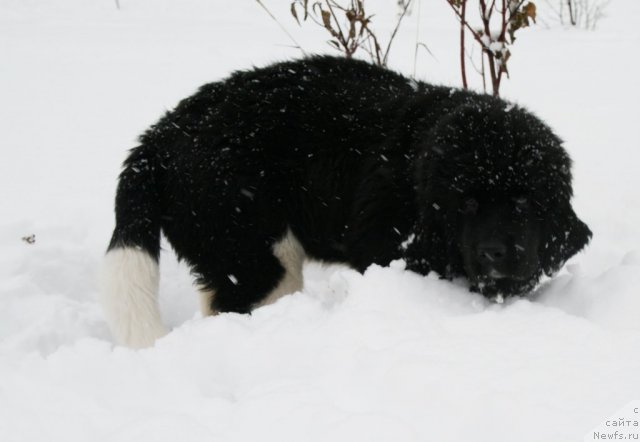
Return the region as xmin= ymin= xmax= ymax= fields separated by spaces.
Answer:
xmin=103 ymin=56 xmax=591 ymax=348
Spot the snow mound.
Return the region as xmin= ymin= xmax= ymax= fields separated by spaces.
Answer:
xmin=538 ymin=251 xmax=640 ymax=331
xmin=2 ymin=254 xmax=640 ymax=442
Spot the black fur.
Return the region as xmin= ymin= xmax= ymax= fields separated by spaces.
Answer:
xmin=108 ymin=55 xmax=591 ymax=312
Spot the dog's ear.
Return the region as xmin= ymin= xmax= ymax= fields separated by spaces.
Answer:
xmin=540 ymin=205 xmax=592 ymax=276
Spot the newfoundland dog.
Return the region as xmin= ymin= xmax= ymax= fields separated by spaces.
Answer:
xmin=102 ymin=56 xmax=591 ymax=348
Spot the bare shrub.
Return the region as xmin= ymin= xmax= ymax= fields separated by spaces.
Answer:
xmin=289 ymin=0 xmax=413 ymax=66
xmin=445 ymin=1 xmax=537 ymax=96
xmin=541 ymin=0 xmax=609 ymax=30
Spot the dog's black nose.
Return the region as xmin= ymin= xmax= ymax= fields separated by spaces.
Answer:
xmin=477 ymin=240 xmax=507 ymax=264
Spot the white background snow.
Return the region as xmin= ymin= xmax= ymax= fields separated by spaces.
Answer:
xmin=1 ymin=0 xmax=639 ymax=441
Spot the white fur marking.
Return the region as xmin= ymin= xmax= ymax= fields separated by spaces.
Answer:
xmin=255 ymin=229 xmax=305 ymax=308
xmin=100 ymin=247 xmax=168 ymax=348
xmin=198 ymin=287 xmax=218 ymax=317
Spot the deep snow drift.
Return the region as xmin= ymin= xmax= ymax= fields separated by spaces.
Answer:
xmin=1 ymin=1 xmax=639 ymax=441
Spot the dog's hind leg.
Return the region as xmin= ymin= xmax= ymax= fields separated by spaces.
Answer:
xmin=192 ymin=229 xmax=305 ymax=314
xmin=198 ymin=287 xmax=218 ymax=317
xmin=254 ymin=229 xmax=305 ymax=309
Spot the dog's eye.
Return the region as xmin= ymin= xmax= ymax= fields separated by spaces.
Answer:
xmin=463 ymin=198 xmax=479 ymax=214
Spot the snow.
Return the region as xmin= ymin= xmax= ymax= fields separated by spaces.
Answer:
xmin=1 ymin=0 xmax=639 ymax=441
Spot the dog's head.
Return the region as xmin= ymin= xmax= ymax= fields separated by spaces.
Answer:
xmin=408 ymin=97 xmax=592 ymax=297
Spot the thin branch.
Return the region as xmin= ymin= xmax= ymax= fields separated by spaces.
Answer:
xmin=412 ymin=0 xmax=423 ymax=78
xmin=487 ymin=0 xmax=496 ymax=21
xmin=444 ymin=1 xmax=491 ymax=52
xmin=481 ymin=49 xmax=487 ymax=93
xmin=478 ymin=0 xmax=498 ymax=94
xmin=500 ymin=0 xmax=507 ymax=42
xmin=465 ymin=45 xmax=483 ymax=75
xmin=363 ymin=22 xmax=383 ymax=65
xmin=567 ymin=0 xmax=576 ymax=25
xmin=478 ymin=0 xmax=492 ymax=36
xmin=255 ymin=0 xmax=306 ymax=54
xmin=326 ymin=1 xmax=348 ymax=53
xmin=460 ymin=0 xmax=468 ymax=89
xmin=383 ymin=0 xmax=413 ymax=65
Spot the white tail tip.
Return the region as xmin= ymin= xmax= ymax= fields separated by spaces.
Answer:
xmin=100 ymin=247 xmax=167 ymax=348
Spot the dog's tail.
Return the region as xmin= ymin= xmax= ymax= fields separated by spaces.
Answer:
xmin=101 ymin=144 xmax=167 ymax=348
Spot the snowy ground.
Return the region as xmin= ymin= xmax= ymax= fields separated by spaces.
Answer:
xmin=1 ymin=1 xmax=639 ymax=441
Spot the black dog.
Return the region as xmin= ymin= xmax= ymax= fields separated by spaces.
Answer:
xmin=101 ymin=55 xmax=591 ymax=348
